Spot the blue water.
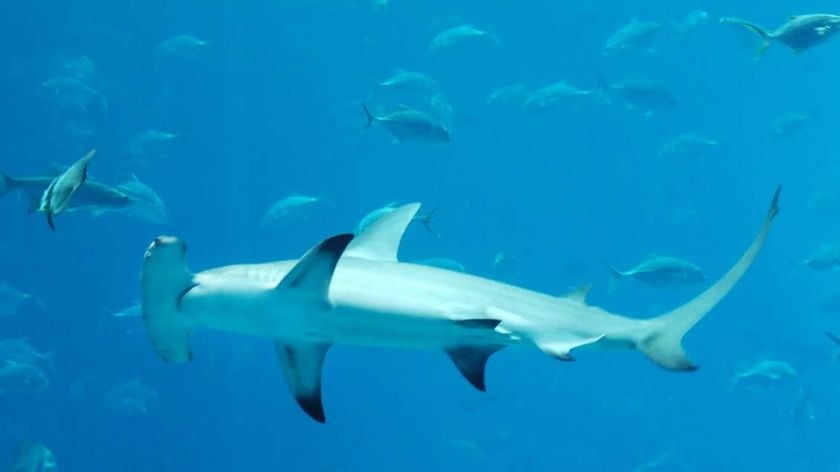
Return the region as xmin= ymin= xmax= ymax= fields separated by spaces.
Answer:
xmin=2 ymin=0 xmax=840 ymax=469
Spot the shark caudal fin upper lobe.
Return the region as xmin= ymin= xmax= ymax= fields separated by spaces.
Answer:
xmin=638 ymin=186 xmax=780 ymax=371
xmin=720 ymin=17 xmax=773 ymax=56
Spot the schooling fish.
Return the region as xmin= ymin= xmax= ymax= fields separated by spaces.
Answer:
xmin=37 ymin=149 xmax=96 ymax=230
xmin=139 ymin=188 xmax=778 ymax=422
xmin=609 ymin=254 xmax=705 ymax=289
xmin=796 ymin=243 xmax=840 ymax=271
xmin=362 ymin=104 xmax=451 ymax=144
xmin=659 ymin=133 xmax=719 ymax=158
xmin=604 ymin=17 xmax=662 ymax=55
xmin=429 ymin=24 xmax=499 ymax=51
xmin=598 ymin=76 xmax=678 ymax=114
xmin=522 ymin=80 xmax=594 ymax=113
xmin=721 ymin=14 xmax=840 ymax=56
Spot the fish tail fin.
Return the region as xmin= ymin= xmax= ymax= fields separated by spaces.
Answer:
xmin=719 ymin=17 xmax=772 ymax=56
xmin=606 ymin=264 xmax=625 ymax=294
xmin=637 ymin=186 xmax=780 ymax=371
xmin=416 ymin=207 xmax=440 ymax=237
xmin=362 ymin=103 xmax=375 ymax=129
xmin=0 ymin=173 xmax=9 ymax=195
xmin=593 ymin=75 xmax=611 ymax=105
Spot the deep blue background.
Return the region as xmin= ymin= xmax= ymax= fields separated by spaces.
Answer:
xmin=2 ymin=0 xmax=839 ymax=470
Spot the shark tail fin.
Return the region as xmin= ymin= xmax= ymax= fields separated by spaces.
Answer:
xmin=719 ymin=17 xmax=773 ymax=56
xmin=362 ymin=103 xmax=375 ymax=129
xmin=637 ymin=186 xmax=780 ymax=371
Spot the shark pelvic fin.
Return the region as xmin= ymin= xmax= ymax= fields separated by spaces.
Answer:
xmin=277 ymin=234 xmax=354 ymax=301
xmin=275 ymin=341 xmax=330 ymax=423
xmin=445 ymin=345 xmax=504 ymax=391
xmin=345 ymin=203 xmax=420 ymax=262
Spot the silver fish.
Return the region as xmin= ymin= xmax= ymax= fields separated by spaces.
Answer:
xmin=0 ymin=338 xmax=53 ymax=372
xmin=39 ymin=76 xmax=107 ymax=112
xmin=102 ymin=379 xmax=159 ymax=414
xmin=721 ymin=14 xmax=840 ymax=55
xmin=38 ymin=149 xmax=96 ymax=230
xmin=0 ymin=282 xmax=32 ymax=317
xmin=355 ymin=202 xmax=438 ymax=235
xmin=116 ymin=175 xmax=170 ymax=224
xmin=261 ymin=194 xmax=327 ymax=226
xmin=0 ymin=361 xmax=49 ymax=394
xmin=363 ymin=104 xmax=451 ymax=143
xmin=523 ymin=80 xmax=594 ymax=112
xmin=9 ymin=439 xmax=57 ymax=472
xmin=430 ymin=24 xmax=499 ymax=51
xmin=604 ymin=17 xmax=662 ymax=54
xmin=609 ymin=254 xmax=704 ymax=289
xmin=659 ymin=133 xmax=719 ymax=157
xmin=797 ymin=244 xmax=840 ymax=270
xmin=729 ymin=360 xmax=797 ymax=389
xmin=375 ymin=69 xmax=437 ymax=91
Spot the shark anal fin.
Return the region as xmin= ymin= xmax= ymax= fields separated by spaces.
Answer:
xmin=277 ymin=233 xmax=354 ymax=300
xmin=445 ymin=345 xmax=504 ymax=391
xmin=275 ymin=341 xmax=330 ymax=423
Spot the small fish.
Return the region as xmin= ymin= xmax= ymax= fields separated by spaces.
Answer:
xmin=771 ymin=111 xmax=812 ymax=135
xmin=157 ymin=34 xmax=208 ymax=56
xmin=0 ymin=338 xmax=54 ymax=372
xmin=127 ymin=129 xmax=178 ymax=161
xmin=55 ymin=54 xmax=96 ymax=81
xmin=659 ymin=133 xmax=719 ymax=157
xmin=486 ymin=84 xmax=530 ymax=107
xmin=38 ymin=149 xmax=96 ymax=230
xmin=826 ymin=332 xmax=840 ymax=363
xmin=111 ymin=303 xmax=141 ymax=318
xmin=261 ymin=194 xmax=327 ymax=226
xmin=363 ymin=104 xmax=451 ymax=144
xmin=116 ymin=175 xmax=170 ymax=224
xmin=522 ymin=80 xmax=594 ymax=112
xmin=721 ymin=14 xmax=840 ymax=56
xmin=671 ymin=10 xmax=710 ymax=33
xmin=39 ymin=76 xmax=107 ymax=112
xmin=598 ymin=76 xmax=678 ymax=114
xmin=1 ymin=170 xmax=134 ymax=217
xmin=374 ymin=69 xmax=437 ymax=91
xmin=102 ymin=379 xmax=159 ymax=414
xmin=729 ymin=360 xmax=797 ymax=389
xmin=0 ymin=282 xmax=33 ymax=317
xmin=355 ymin=202 xmax=438 ymax=235
xmin=609 ymin=255 xmax=704 ymax=289
xmin=9 ymin=439 xmax=56 ymax=472
xmin=414 ymin=258 xmax=467 ymax=273
xmin=430 ymin=24 xmax=499 ymax=51
xmin=0 ymin=361 xmax=49 ymax=394
xmin=604 ymin=17 xmax=662 ymax=55
xmin=796 ymin=244 xmax=840 ymax=271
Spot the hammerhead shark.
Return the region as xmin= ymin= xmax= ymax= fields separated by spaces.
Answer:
xmin=141 ymin=187 xmax=780 ymax=423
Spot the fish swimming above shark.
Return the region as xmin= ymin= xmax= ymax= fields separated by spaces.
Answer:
xmin=140 ymin=187 xmax=780 ymax=423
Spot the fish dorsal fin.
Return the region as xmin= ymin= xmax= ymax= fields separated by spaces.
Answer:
xmin=561 ymin=285 xmax=591 ymax=303
xmin=345 ymin=203 xmax=420 ymax=261
xmin=277 ymin=234 xmax=354 ymax=301
xmin=445 ymin=344 xmax=504 ymax=392
xmin=275 ymin=340 xmax=331 ymax=423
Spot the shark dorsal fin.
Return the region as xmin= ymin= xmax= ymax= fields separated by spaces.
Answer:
xmin=275 ymin=340 xmax=330 ymax=423
xmin=562 ymin=285 xmax=591 ymax=303
xmin=277 ymin=234 xmax=354 ymax=300
xmin=345 ymin=203 xmax=420 ymax=262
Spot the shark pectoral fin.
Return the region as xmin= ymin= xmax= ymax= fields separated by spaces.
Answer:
xmin=277 ymin=233 xmax=354 ymax=301
xmin=345 ymin=203 xmax=420 ymax=261
xmin=537 ymin=335 xmax=606 ymax=361
xmin=275 ymin=341 xmax=330 ymax=423
xmin=445 ymin=345 xmax=504 ymax=392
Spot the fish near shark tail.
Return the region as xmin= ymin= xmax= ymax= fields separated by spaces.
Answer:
xmin=606 ymin=265 xmax=625 ymax=294
xmin=719 ymin=17 xmax=773 ymax=56
xmin=637 ymin=186 xmax=781 ymax=371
